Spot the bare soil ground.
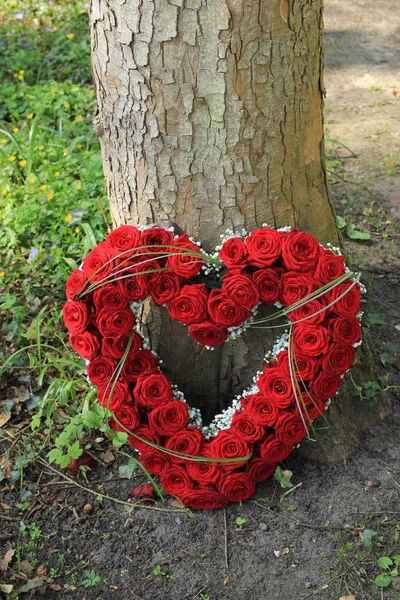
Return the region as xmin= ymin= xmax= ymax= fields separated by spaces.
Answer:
xmin=1 ymin=1 xmax=399 ymax=599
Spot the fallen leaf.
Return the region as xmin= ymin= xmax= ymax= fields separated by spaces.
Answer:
xmin=0 ymin=548 xmax=15 ymax=572
xmin=223 ymin=575 xmax=230 ymax=585
xmin=49 ymin=583 xmax=62 ymax=591
xmin=0 ymin=411 xmax=11 ymax=428
xmin=63 ymin=584 xmax=77 ymax=591
xmin=339 ymin=596 xmax=356 ymax=600
xmin=393 ymin=90 xmax=400 ymax=98
xmin=274 ymin=547 xmax=290 ymax=557
xmin=37 ymin=564 xmax=47 ymax=576
xmin=130 ymin=483 xmax=154 ymax=501
xmin=171 ymin=499 xmax=184 ymax=509
xmin=100 ymin=449 xmax=115 ymax=463
xmin=0 ymin=503 xmax=12 ymax=510
xmin=0 ymin=584 xmax=13 ymax=594
xmin=67 ymin=452 xmax=96 ymax=476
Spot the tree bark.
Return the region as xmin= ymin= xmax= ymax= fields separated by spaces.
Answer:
xmin=89 ymin=0 xmax=388 ymax=460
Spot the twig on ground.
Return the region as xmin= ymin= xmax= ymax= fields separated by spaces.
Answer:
xmin=388 ymin=471 xmax=400 ymax=489
xmin=327 ymin=169 xmax=383 ymax=200
xmin=34 ymin=457 xmax=192 ymax=515
xmin=281 ymin=482 xmax=303 ymax=497
xmin=223 ymin=507 xmax=229 ymax=572
xmin=96 ymin=196 xmax=112 ymax=233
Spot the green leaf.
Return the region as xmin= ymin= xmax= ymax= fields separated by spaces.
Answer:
xmin=82 ymin=409 xmax=101 ymax=429
xmin=375 ymin=574 xmax=392 ymax=588
xmin=48 ymin=448 xmax=63 ymax=464
xmin=336 ymin=215 xmax=346 ymax=230
xmin=81 ymin=222 xmax=97 ymax=249
xmin=118 ymin=460 xmax=136 ymax=479
xmin=68 ymin=440 xmax=82 ymax=460
xmin=346 ymin=224 xmax=371 ymax=240
xmin=378 ymin=557 xmax=393 ymax=569
xmin=362 ymin=529 xmax=377 ymax=551
xmin=394 ymin=556 xmax=400 ymax=567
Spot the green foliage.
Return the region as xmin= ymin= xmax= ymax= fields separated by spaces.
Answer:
xmin=81 ymin=569 xmax=101 ymax=588
xmin=375 ymin=554 xmax=400 ymax=588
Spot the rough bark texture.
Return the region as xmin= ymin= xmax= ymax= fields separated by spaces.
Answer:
xmin=89 ymin=0 xmax=388 ymax=461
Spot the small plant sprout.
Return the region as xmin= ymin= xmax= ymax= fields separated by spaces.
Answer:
xmin=375 ymin=555 xmax=400 ymax=588
xmin=274 ymin=466 xmax=294 ymax=489
xmin=235 ymin=516 xmax=247 ymax=529
xmin=81 ymin=569 xmax=101 ymax=588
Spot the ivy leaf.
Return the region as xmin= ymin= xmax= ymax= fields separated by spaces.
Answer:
xmin=119 ymin=460 xmax=136 ymax=479
xmin=375 ymin=574 xmax=392 ymax=588
xmin=362 ymin=529 xmax=377 ymax=551
xmin=378 ymin=557 xmax=393 ymax=569
xmin=68 ymin=440 xmax=82 ymax=460
xmin=346 ymin=224 xmax=371 ymax=240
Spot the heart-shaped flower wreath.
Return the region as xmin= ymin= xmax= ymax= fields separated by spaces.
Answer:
xmin=63 ymin=224 xmax=362 ymax=509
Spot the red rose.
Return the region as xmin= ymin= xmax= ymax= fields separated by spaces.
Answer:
xmin=150 ymin=272 xmax=181 ymax=306
xmin=282 ymin=231 xmax=321 ymax=271
xmin=258 ymin=369 xmax=295 ymax=408
xmin=259 ymin=434 xmax=292 ymax=462
xmin=275 ymin=412 xmax=309 ymax=445
xmin=87 ymin=355 xmax=117 ymax=386
xmin=110 ymin=403 xmax=140 ymax=433
xmin=116 ymin=268 xmax=149 ymax=301
xmin=280 ymin=272 xmax=315 ymax=306
xmin=245 ymin=393 xmax=283 ymax=425
xmin=219 ymin=237 xmax=248 ymax=269
xmin=134 ymin=372 xmax=173 ymax=408
xmin=310 ymin=371 xmax=341 ymax=400
xmin=315 ymin=249 xmax=345 ymax=285
xmin=291 ymin=353 xmax=320 ymax=381
xmin=210 ymin=430 xmax=251 ymax=466
xmin=167 ymin=284 xmax=208 ymax=325
xmin=122 ymin=350 xmax=158 ymax=382
xmin=69 ymin=331 xmax=100 ymax=361
xmin=105 ymin=225 xmax=141 ymax=255
xmin=186 ymin=447 xmax=221 ymax=485
xmin=166 ymin=234 xmax=204 ymax=278
xmin=295 ymin=391 xmax=325 ymax=422
xmin=288 ymin=298 xmax=327 ymax=325
xmin=102 ymin=332 xmax=142 ymax=359
xmin=329 ymin=281 xmax=361 ymax=316
xmin=218 ymin=472 xmax=255 ymax=502
xmin=96 ymin=307 xmax=136 ymax=337
xmin=329 ymin=316 xmax=361 ymax=346
xmin=322 ymin=343 xmax=356 ymax=375
xmin=82 ymin=242 xmax=115 ymax=283
xmin=188 ymin=321 xmax=228 ymax=347
xmin=179 ymin=488 xmax=227 ymax=510
xmin=98 ymin=381 xmax=130 ymax=410
xmin=252 ymin=268 xmax=281 ymax=304
xmin=93 ymin=284 xmax=127 ymax=310
xmin=128 ymin=425 xmax=161 ymax=453
xmin=230 ymin=410 xmax=265 ymax=442
xmin=247 ymin=458 xmax=276 ymax=483
xmin=245 ymin=228 xmax=281 ymax=267
xmin=141 ymin=226 xmax=174 ymax=251
xmin=140 ymin=448 xmax=170 ymax=475
xmin=165 ymin=426 xmax=204 ymax=456
xmin=221 ymin=273 xmax=260 ymax=308
xmin=66 ymin=269 xmax=88 ymax=299
xmin=208 ymin=289 xmax=250 ymax=328
xmin=63 ymin=300 xmax=90 ymax=333
xmin=148 ymin=400 xmax=189 ymax=436
xmin=160 ymin=465 xmax=192 ymax=496
xmin=294 ymin=324 xmax=330 ymax=356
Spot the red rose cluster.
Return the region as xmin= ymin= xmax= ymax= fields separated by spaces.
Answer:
xmin=63 ymin=225 xmax=361 ymax=509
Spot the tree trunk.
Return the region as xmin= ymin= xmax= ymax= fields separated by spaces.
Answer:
xmin=88 ymin=0 xmax=388 ymax=461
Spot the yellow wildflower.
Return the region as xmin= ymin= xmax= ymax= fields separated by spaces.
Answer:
xmin=55 ymin=171 xmax=60 ymax=177
xmin=75 ymin=227 xmax=80 ymax=233
xmin=47 ymin=192 xmax=54 ymax=201
xmin=0 ymin=271 xmax=5 ymax=277
xmin=65 ymin=214 xmax=73 ymax=222
xmin=75 ymin=115 xmax=83 ymax=122
xmin=29 ymin=177 xmax=35 ymax=184
xmin=77 ymin=144 xmax=82 ymax=149
xmin=63 ymin=148 xmax=69 ymax=154
xmin=39 ymin=145 xmax=44 ymax=151
xmin=18 ymin=75 xmax=23 ymax=81
xmin=13 ymin=128 xmax=19 ymax=133
xmin=75 ymin=182 xmax=82 ymax=190
xmin=1 ymin=139 xmax=7 ymax=144
xmin=51 ymin=87 xmax=56 ymax=93
xmin=27 ymin=113 xmax=33 ymax=120
xmin=84 ymin=150 xmax=90 ymax=156
xmin=66 ymin=33 xmax=74 ymax=40
xmin=19 ymin=160 xmax=27 ymax=167
xmin=1 ymin=189 xmax=7 ymax=196
xmin=64 ymin=102 xmax=70 ymax=109
xmin=19 ymin=70 xmax=24 ymax=75
xmin=8 ymin=156 xmax=16 ymax=162
xmin=39 ymin=184 xmax=47 ymax=191
xmin=28 ymin=94 xmax=33 ymax=99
